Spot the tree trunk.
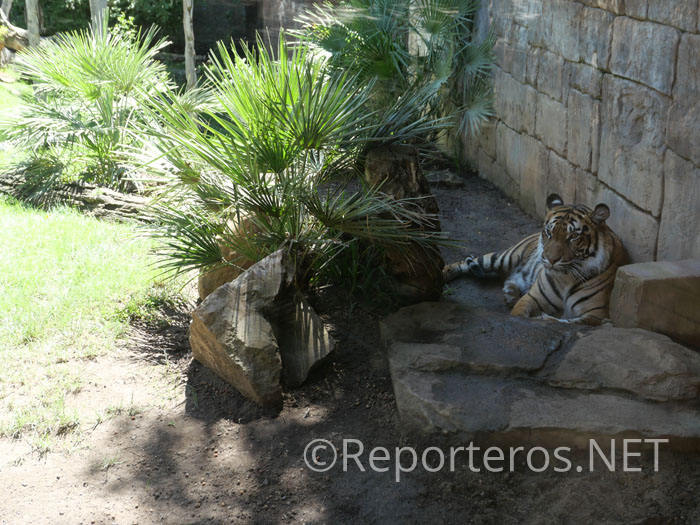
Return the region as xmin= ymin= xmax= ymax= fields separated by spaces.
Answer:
xmin=183 ymin=0 xmax=196 ymax=89
xmin=24 ymin=0 xmax=39 ymax=46
xmin=89 ymin=0 xmax=107 ymax=32
xmin=1 ymin=0 xmax=13 ymax=17
xmin=0 ymin=7 xmax=28 ymax=50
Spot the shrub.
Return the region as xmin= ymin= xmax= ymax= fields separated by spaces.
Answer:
xmin=295 ymin=0 xmax=495 ymax=150
xmin=0 ymin=20 xmax=172 ymax=205
xmin=137 ymin=34 xmax=449 ymax=292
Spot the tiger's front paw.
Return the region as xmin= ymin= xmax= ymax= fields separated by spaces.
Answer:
xmin=503 ymin=281 xmax=520 ymax=307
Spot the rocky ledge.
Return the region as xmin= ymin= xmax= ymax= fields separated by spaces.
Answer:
xmin=381 ymin=302 xmax=700 ymax=450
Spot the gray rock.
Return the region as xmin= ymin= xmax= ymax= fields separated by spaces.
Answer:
xmin=550 ymin=328 xmax=700 ymax=401
xmin=609 ymin=17 xmax=680 ymax=95
xmin=425 ymin=170 xmax=465 ymax=189
xmin=610 ymin=260 xmax=700 ymax=347
xmin=382 ymin=302 xmax=569 ymax=375
xmin=268 ymin=289 xmax=336 ymax=387
xmin=383 ymin=302 xmax=700 ymax=448
xmin=190 ymin=250 xmax=335 ymax=407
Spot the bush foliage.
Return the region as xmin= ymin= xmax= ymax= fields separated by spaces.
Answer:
xmin=0 ymin=21 xmax=172 ymax=205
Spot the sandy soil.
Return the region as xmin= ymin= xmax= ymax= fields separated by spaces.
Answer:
xmin=1 ymin=174 xmax=699 ymax=525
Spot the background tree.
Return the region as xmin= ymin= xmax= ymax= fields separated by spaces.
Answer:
xmin=1 ymin=0 xmax=12 ymax=17
xmin=89 ymin=0 xmax=107 ymax=31
xmin=24 ymin=0 xmax=38 ymax=45
xmin=182 ymin=0 xmax=195 ymax=88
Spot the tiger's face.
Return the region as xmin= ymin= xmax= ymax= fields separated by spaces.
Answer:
xmin=540 ymin=194 xmax=610 ymax=272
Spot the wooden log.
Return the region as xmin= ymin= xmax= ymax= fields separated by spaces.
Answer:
xmin=0 ymin=7 xmax=29 ymax=51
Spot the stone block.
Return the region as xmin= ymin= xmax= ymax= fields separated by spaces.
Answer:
xmin=598 ymin=187 xmax=659 ymax=263
xmin=496 ymin=122 xmax=522 ymax=184
xmin=578 ymin=6 xmax=615 ymax=69
xmin=477 ymin=147 xmax=494 ymax=179
xmin=565 ymin=60 xmax=603 ymax=98
xmin=535 ymin=93 xmax=567 ymax=156
xmin=574 ymin=168 xmax=601 ymax=207
xmin=478 ymin=120 xmax=498 ymax=159
xmin=610 ymin=260 xmax=700 ymax=347
xmin=383 ymin=302 xmax=700 ymax=448
xmin=537 ymin=0 xmax=582 ymax=61
xmin=495 ymin=69 xmax=537 ymax=134
xmin=551 ymin=328 xmax=700 ymax=401
xmin=577 ymin=0 xmax=624 ymax=14
xmin=658 ymin=151 xmax=700 ymax=260
xmin=548 ymin=151 xmax=577 ymax=204
xmin=647 ymin=0 xmax=698 ymax=32
xmin=666 ymin=34 xmax=700 ymax=167
xmin=567 ymin=90 xmax=598 ymax=171
xmin=536 ymin=50 xmax=565 ymax=101
xmin=526 ymin=47 xmax=540 ymax=86
xmin=625 ymin=0 xmax=648 ymax=18
xmin=598 ymin=76 xmax=668 ymax=216
xmin=461 ymin=129 xmax=479 ymax=164
xmin=610 ymin=17 xmax=680 ymax=95
xmin=519 ymin=134 xmax=549 ymax=217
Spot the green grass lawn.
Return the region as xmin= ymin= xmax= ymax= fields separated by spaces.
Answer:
xmin=0 ymin=196 xmax=182 ymax=451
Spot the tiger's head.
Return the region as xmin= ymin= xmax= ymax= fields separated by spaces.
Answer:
xmin=540 ymin=193 xmax=611 ymax=273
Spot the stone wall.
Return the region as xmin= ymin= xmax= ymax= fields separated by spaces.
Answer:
xmin=462 ymin=0 xmax=700 ymax=262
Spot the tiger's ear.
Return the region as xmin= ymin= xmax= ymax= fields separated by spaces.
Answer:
xmin=546 ymin=194 xmax=564 ymax=210
xmin=591 ymin=203 xmax=610 ymax=224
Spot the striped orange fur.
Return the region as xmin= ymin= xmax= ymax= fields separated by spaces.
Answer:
xmin=443 ymin=194 xmax=628 ymax=325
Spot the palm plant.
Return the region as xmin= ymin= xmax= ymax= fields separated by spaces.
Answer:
xmin=0 ymin=19 xmax=171 ymax=205
xmin=295 ymin=0 xmax=495 ymax=147
xmin=138 ymin=34 xmax=449 ymax=290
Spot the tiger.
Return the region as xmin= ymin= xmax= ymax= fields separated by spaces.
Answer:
xmin=442 ymin=193 xmax=628 ymax=326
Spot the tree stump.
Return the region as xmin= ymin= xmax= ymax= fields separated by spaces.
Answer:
xmin=364 ymin=144 xmax=445 ymax=303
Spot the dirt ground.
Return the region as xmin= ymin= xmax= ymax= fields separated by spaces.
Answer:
xmin=2 ymin=174 xmax=700 ymax=525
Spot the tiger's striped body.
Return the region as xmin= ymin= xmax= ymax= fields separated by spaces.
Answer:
xmin=443 ymin=194 xmax=628 ymax=326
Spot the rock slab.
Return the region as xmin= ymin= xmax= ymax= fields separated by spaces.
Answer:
xmin=382 ymin=302 xmax=700 ymax=448
xmin=610 ymin=260 xmax=700 ymax=348
xmin=190 ymin=250 xmax=335 ymax=407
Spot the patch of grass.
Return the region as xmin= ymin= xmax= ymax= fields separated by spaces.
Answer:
xmin=0 ymin=196 xmax=180 ymax=446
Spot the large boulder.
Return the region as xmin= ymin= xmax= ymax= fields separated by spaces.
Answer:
xmin=197 ymin=215 xmax=258 ymax=301
xmin=610 ymin=259 xmax=700 ymax=347
xmin=189 ymin=249 xmax=335 ymax=407
xmin=364 ymin=145 xmax=445 ymax=303
xmin=382 ymin=302 xmax=700 ymax=449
